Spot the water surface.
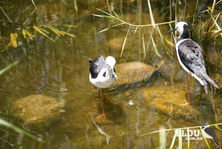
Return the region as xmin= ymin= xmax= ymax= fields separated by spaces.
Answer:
xmin=0 ymin=0 xmax=222 ymax=148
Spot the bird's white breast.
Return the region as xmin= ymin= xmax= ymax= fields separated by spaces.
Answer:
xmin=89 ymin=68 xmax=116 ymax=88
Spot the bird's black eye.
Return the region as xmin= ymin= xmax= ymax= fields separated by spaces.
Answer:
xmin=103 ymin=72 xmax=106 ymax=77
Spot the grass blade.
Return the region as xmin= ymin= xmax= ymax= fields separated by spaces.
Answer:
xmin=187 ymin=128 xmax=190 ymax=149
xmin=97 ymin=23 xmax=125 ymax=34
xmin=120 ymin=27 xmax=130 ymax=57
xmin=169 ymin=23 xmax=176 ymax=43
xmin=169 ymin=133 xmax=177 ymax=149
xmin=150 ymin=32 xmax=161 ymax=58
xmin=155 ymin=26 xmax=165 ymax=46
xmin=10 ymin=33 xmax=18 ymax=47
xmin=10 ymin=33 xmax=18 ymax=48
xmin=215 ymin=124 xmax=222 ymax=132
xmin=22 ymin=29 xmax=27 ymax=39
xmin=22 ymin=29 xmax=35 ymax=40
xmin=42 ymin=24 xmax=76 ymax=37
xmin=33 ymin=25 xmax=54 ymax=41
xmin=200 ymin=127 xmax=211 ymax=149
xmin=73 ymin=0 xmax=78 ymax=13
xmin=44 ymin=25 xmax=61 ymax=36
xmin=208 ymin=10 xmax=222 ymax=37
xmin=178 ymin=129 xmax=182 ymax=149
xmin=43 ymin=24 xmax=75 ymax=37
xmin=147 ymin=0 xmax=155 ymax=27
xmin=0 ymin=60 xmax=19 ymax=75
xmin=30 ymin=0 xmax=37 ymax=9
xmin=142 ymin=31 xmax=146 ymax=58
xmin=59 ymin=31 xmax=75 ymax=38
xmin=159 ymin=126 xmax=166 ymax=149
xmin=0 ymin=7 xmax=13 ymax=23
xmin=92 ymin=14 xmax=113 ymax=18
xmin=208 ymin=13 xmax=221 ymax=31
xmin=0 ymin=119 xmax=41 ymax=141
xmin=128 ymin=26 xmax=138 ymax=56
xmin=112 ymin=10 xmax=120 ymax=19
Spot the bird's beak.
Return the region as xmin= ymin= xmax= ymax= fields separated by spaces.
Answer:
xmin=169 ymin=28 xmax=177 ymax=33
xmin=88 ymin=58 xmax=93 ymax=63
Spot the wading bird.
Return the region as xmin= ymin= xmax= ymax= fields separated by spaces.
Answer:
xmin=89 ymin=55 xmax=117 ymax=118
xmin=170 ymin=22 xmax=218 ymax=103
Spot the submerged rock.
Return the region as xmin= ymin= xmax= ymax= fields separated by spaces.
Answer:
xmin=113 ymin=61 xmax=156 ymax=86
xmin=13 ymin=95 xmax=64 ymax=124
xmin=107 ymin=37 xmax=127 ymax=51
xmin=157 ymin=60 xmax=186 ymax=81
xmin=143 ymin=81 xmax=200 ymax=120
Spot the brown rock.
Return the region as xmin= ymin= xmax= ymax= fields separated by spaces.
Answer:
xmin=157 ymin=60 xmax=186 ymax=81
xmin=107 ymin=37 xmax=126 ymax=51
xmin=143 ymin=81 xmax=199 ymax=120
xmin=113 ymin=61 xmax=155 ymax=85
xmin=13 ymin=95 xmax=64 ymax=124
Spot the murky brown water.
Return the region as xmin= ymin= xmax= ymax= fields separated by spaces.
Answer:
xmin=0 ymin=0 xmax=222 ymax=148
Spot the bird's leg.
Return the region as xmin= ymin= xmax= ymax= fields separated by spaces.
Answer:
xmin=96 ymin=88 xmax=106 ymax=119
xmin=181 ymin=72 xmax=190 ymax=106
xmin=184 ymin=72 xmax=191 ymax=105
xmin=186 ymin=72 xmax=190 ymax=102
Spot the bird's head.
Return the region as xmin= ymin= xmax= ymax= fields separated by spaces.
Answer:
xmin=201 ymin=122 xmax=208 ymax=129
xmin=170 ymin=21 xmax=189 ymax=38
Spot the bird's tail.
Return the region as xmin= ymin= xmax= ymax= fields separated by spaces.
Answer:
xmin=200 ymin=72 xmax=219 ymax=89
xmin=213 ymin=137 xmax=219 ymax=148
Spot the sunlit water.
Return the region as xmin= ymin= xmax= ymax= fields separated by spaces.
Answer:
xmin=0 ymin=0 xmax=222 ymax=148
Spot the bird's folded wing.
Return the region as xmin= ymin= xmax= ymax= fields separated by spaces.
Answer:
xmin=204 ymin=127 xmax=218 ymax=141
xmin=178 ymin=40 xmax=206 ymax=74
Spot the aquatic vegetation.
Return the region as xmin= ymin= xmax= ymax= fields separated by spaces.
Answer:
xmin=0 ymin=4 xmax=75 ymax=52
xmin=0 ymin=118 xmax=41 ymax=141
xmin=93 ymin=0 xmax=221 ymax=60
xmin=140 ymin=122 xmax=222 ymax=148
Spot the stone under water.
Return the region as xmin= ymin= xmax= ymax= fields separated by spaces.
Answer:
xmin=143 ymin=81 xmax=200 ymax=120
xmin=12 ymin=95 xmax=64 ymax=124
xmin=113 ymin=61 xmax=156 ymax=86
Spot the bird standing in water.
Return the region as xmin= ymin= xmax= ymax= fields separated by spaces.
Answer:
xmin=89 ymin=55 xmax=117 ymax=118
xmin=170 ymin=22 xmax=218 ymax=103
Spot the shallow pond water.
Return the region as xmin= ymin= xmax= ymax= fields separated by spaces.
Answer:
xmin=0 ymin=0 xmax=222 ymax=148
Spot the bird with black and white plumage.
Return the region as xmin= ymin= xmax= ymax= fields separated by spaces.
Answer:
xmin=89 ymin=55 xmax=117 ymax=118
xmin=171 ymin=21 xmax=219 ymax=95
xmin=201 ymin=122 xmax=219 ymax=148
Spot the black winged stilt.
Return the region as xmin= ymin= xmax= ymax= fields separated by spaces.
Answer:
xmin=89 ymin=55 xmax=117 ymax=118
xmin=170 ymin=22 xmax=219 ymax=104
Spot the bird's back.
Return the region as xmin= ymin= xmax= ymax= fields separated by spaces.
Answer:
xmin=178 ymin=39 xmax=206 ymax=74
xmin=89 ymin=55 xmax=107 ymax=79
